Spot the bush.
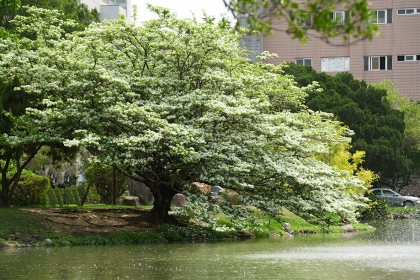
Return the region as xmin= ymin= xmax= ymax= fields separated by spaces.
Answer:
xmin=70 ymin=186 xmax=80 ymax=205
xmin=76 ymin=184 xmax=100 ymax=204
xmin=359 ymin=192 xmax=389 ymax=220
xmin=54 ymin=188 xmax=64 ymax=206
xmin=154 ymin=224 xmax=233 ymax=242
xmin=47 ymin=188 xmax=58 ymax=206
xmin=63 ymin=187 xmax=76 ymax=204
xmin=12 ymin=172 xmax=50 ymax=206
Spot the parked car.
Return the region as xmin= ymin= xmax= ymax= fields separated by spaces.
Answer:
xmin=370 ymin=188 xmax=420 ymax=207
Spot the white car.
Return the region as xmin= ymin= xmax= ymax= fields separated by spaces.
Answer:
xmin=371 ymin=188 xmax=420 ymax=207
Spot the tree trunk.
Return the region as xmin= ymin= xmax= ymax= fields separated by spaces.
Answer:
xmin=0 ymin=189 xmax=11 ymax=208
xmin=149 ymin=183 xmax=177 ymax=225
xmin=0 ymin=158 xmax=11 ymax=208
xmin=0 ymin=170 xmax=11 ymax=208
xmin=80 ymin=184 xmax=91 ymax=206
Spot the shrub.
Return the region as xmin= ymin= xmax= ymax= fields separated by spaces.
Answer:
xmin=12 ymin=172 xmax=50 ymax=206
xmin=359 ymin=192 xmax=389 ymax=220
xmin=154 ymin=224 xmax=233 ymax=242
xmin=70 ymin=186 xmax=80 ymax=205
xmin=63 ymin=187 xmax=76 ymax=205
xmin=54 ymin=188 xmax=64 ymax=206
xmin=76 ymin=184 xmax=100 ymax=204
xmin=47 ymin=188 xmax=58 ymax=206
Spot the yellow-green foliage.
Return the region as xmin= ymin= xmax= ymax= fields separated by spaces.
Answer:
xmin=12 ymin=172 xmax=50 ymax=206
xmin=316 ymin=140 xmax=378 ymax=192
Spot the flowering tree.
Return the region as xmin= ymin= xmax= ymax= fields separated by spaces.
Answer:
xmin=0 ymin=6 xmax=367 ymax=224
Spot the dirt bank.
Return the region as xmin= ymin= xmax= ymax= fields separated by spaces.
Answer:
xmin=21 ymin=208 xmax=154 ymax=236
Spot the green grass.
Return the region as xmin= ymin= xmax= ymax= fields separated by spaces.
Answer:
xmin=0 ymin=207 xmax=53 ymax=242
xmin=388 ymin=206 xmax=420 ymax=218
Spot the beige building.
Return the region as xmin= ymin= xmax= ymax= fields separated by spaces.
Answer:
xmin=247 ymin=0 xmax=420 ymax=100
xmin=79 ymin=0 xmax=132 ymax=23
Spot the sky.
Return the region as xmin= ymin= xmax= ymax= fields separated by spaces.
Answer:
xmin=131 ymin=0 xmax=232 ymax=23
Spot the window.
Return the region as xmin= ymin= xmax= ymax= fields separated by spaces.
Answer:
xmin=405 ymin=55 xmax=415 ymax=61
xmin=382 ymin=190 xmax=397 ymax=196
xmin=321 ymin=57 xmax=350 ymax=72
xmin=370 ymin=9 xmax=392 ymax=24
xmin=296 ymin=58 xmax=312 ymax=66
xmin=332 ymin=11 xmax=346 ymax=25
xmin=396 ymin=55 xmax=420 ymax=62
xmin=363 ymin=56 xmax=392 ymax=71
xmin=397 ymin=8 xmax=420 ymax=15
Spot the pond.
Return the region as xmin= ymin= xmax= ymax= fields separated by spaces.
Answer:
xmin=2 ymin=220 xmax=420 ymax=279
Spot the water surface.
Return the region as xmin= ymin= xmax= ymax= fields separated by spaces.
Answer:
xmin=2 ymin=220 xmax=420 ymax=279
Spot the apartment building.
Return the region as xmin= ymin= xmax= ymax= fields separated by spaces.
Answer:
xmin=245 ymin=0 xmax=420 ymax=100
xmin=79 ymin=0 xmax=132 ymax=23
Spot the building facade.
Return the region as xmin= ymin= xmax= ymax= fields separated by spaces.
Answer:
xmin=79 ymin=0 xmax=132 ymax=23
xmin=252 ymin=0 xmax=420 ymax=100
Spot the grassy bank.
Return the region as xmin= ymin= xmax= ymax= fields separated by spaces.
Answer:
xmin=0 ymin=205 xmax=374 ymax=247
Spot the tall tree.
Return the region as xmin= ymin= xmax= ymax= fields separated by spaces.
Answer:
xmin=0 ymin=6 xmax=367 ymax=225
xmin=282 ymin=63 xmax=408 ymax=189
xmin=372 ymin=80 xmax=420 ymax=191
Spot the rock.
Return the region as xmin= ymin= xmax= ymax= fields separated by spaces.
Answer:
xmin=9 ymin=232 xmax=20 ymax=240
xmin=128 ymin=177 xmax=154 ymax=205
xmin=341 ymin=224 xmax=356 ymax=232
xmin=0 ymin=242 xmax=16 ymax=248
xmin=122 ymin=196 xmax=139 ymax=206
xmin=43 ymin=239 xmax=53 ymax=246
xmin=139 ymin=222 xmax=149 ymax=227
xmin=191 ymin=182 xmax=211 ymax=194
xmin=283 ymin=223 xmax=294 ymax=235
xmin=171 ymin=194 xmax=187 ymax=206
xmin=240 ymin=231 xmax=256 ymax=239
xmin=222 ymin=190 xmax=241 ymax=205
xmin=188 ymin=219 xmax=209 ymax=227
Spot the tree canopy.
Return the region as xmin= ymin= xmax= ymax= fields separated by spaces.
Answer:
xmin=282 ymin=63 xmax=408 ymax=189
xmin=0 ymin=6 xmax=367 ymax=226
xmin=371 ymin=80 xmax=420 ymax=191
xmin=223 ymin=0 xmax=378 ymax=43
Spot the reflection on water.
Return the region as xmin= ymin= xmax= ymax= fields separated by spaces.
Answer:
xmin=2 ymin=220 xmax=420 ymax=279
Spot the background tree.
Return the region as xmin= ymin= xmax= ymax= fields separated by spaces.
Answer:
xmin=372 ymin=80 xmax=420 ymax=192
xmin=223 ymin=0 xmax=378 ymax=43
xmin=84 ymin=164 xmax=128 ymax=204
xmin=0 ymin=0 xmax=99 ymax=33
xmin=282 ymin=63 xmax=407 ymax=189
xmin=0 ymin=6 xmax=367 ymax=226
